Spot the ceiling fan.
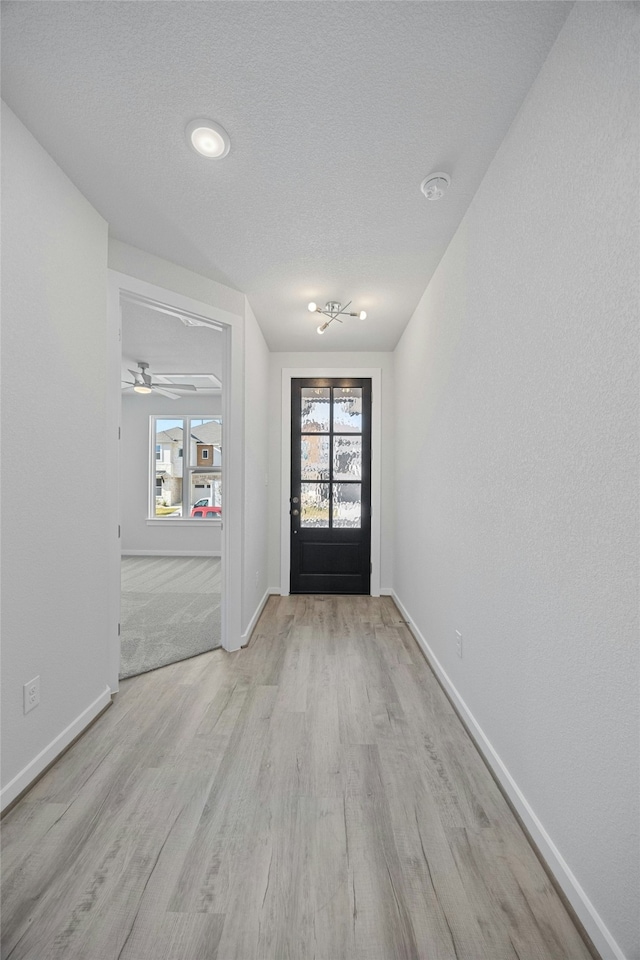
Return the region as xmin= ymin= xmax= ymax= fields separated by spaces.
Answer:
xmin=122 ymin=361 xmax=197 ymax=400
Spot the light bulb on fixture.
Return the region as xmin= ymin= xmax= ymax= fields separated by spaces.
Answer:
xmin=317 ymin=322 xmax=329 ymax=335
xmin=359 ymin=311 xmax=367 ymax=320
xmin=308 ymin=302 xmax=318 ymax=313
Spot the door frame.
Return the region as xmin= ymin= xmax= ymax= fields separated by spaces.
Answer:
xmin=107 ymin=270 xmax=245 ymax=693
xmin=280 ymin=367 xmax=382 ymax=597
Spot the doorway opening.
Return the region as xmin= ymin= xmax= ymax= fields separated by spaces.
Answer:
xmin=118 ymin=302 xmax=225 ymax=676
xmin=107 ymin=272 xmax=244 ymax=693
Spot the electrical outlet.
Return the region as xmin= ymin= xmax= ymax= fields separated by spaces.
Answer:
xmin=24 ymin=676 xmax=40 ymax=714
xmin=455 ymin=631 xmax=463 ymax=659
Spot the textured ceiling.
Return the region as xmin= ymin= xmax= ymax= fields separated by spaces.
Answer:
xmin=2 ymin=1 xmax=569 ymax=351
xmin=121 ymin=302 xmax=224 ymax=388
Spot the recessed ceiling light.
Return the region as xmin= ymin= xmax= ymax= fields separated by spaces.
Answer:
xmin=420 ymin=172 xmax=451 ymax=200
xmin=186 ymin=119 xmax=231 ymax=159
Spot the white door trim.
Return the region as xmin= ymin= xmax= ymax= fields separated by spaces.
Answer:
xmin=107 ymin=271 xmax=245 ymax=691
xmin=280 ymin=368 xmax=382 ymax=597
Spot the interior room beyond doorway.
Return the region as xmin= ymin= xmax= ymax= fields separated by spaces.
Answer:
xmin=119 ymin=299 xmax=225 ymax=676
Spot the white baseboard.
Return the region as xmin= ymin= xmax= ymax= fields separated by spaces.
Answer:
xmin=1 ymin=685 xmax=112 ymax=812
xmin=390 ymin=590 xmax=625 ymax=960
xmin=241 ymin=588 xmax=278 ymax=646
xmin=379 ymin=586 xmax=394 ymax=596
xmin=122 ymin=550 xmax=221 ymax=557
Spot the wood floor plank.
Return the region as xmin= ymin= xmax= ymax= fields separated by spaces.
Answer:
xmin=343 ymin=745 xmax=422 ymax=960
xmin=308 ymin=796 xmax=355 ymax=959
xmin=0 ymin=801 xmax=68 ymax=878
xmin=124 ymin=913 xmax=225 ymax=960
xmin=306 ymin=649 xmax=344 ymax=798
xmin=1 ymin=596 xmax=593 ymax=960
xmin=167 ymin=684 xmax=278 ymax=916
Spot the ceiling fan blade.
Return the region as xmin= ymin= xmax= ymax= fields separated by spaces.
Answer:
xmin=152 ymin=386 xmax=181 ymax=399
xmin=121 ymin=380 xmax=136 ymax=386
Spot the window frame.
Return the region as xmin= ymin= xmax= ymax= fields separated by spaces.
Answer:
xmin=149 ymin=415 xmax=222 ymax=522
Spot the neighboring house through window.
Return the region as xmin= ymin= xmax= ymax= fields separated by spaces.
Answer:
xmin=151 ymin=416 xmax=222 ymax=519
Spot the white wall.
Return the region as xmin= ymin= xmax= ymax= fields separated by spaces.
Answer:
xmin=109 ymin=238 xmax=245 ymax=318
xmin=121 ymin=393 xmax=222 ymax=555
xmin=1 ymin=102 xmax=112 ymax=806
xmin=241 ymin=300 xmax=270 ymax=637
xmin=268 ymin=351 xmax=395 ymax=591
xmin=392 ymin=6 xmax=639 ymax=959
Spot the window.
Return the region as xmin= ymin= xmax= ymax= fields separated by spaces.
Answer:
xmin=150 ymin=417 xmax=222 ymax=519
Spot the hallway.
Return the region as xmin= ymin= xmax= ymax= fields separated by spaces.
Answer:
xmin=1 ymin=597 xmax=592 ymax=960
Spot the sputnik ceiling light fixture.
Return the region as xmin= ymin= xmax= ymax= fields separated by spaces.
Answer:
xmin=308 ymin=300 xmax=367 ymax=335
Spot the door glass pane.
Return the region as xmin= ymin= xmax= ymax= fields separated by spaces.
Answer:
xmin=301 ymin=388 xmax=330 ymax=432
xmin=333 ymin=436 xmax=361 ymax=480
xmin=333 ymin=388 xmax=362 ymax=433
xmin=300 ymin=483 xmax=330 ymax=527
xmin=154 ymin=418 xmax=184 ymax=517
xmin=301 ymin=436 xmax=330 ymax=480
xmin=333 ymin=483 xmax=361 ymax=528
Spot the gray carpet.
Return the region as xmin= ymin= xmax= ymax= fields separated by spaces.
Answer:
xmin=120 ymin=555 xmax=222 ymax=679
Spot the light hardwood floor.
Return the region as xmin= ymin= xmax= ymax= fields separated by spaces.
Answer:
xmin=1 ymin=596 xmax=593 ymax=960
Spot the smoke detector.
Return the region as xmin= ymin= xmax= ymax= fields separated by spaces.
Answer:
xmin=420 ymin=172 xmax=451 ymax=200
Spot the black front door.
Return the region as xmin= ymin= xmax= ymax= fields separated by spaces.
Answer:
xmin=290 ymin=378 xmax=371 ymax=594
